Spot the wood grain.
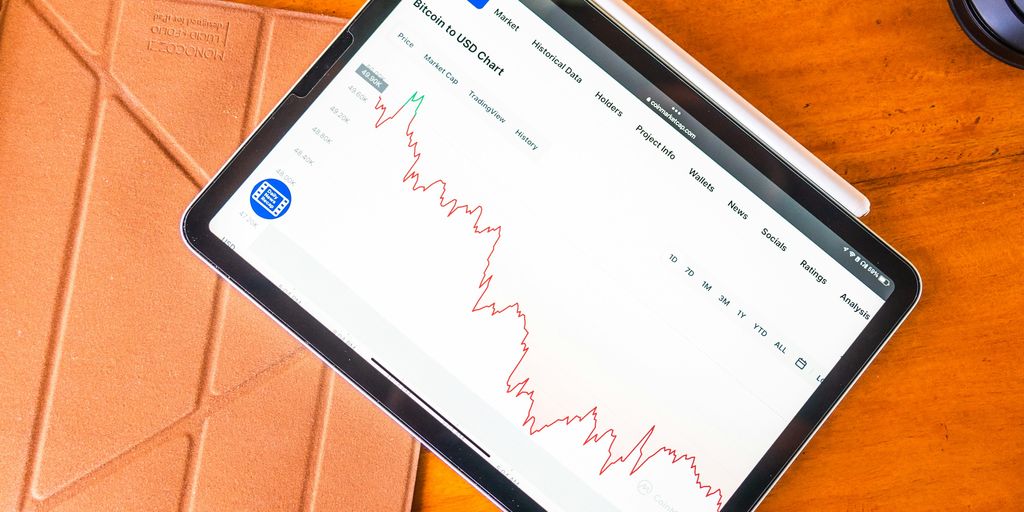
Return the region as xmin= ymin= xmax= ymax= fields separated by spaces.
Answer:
xmin=235 ymin=0 xmax=1024 ymax=509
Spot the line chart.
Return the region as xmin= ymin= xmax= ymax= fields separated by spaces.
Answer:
xmin=372 ymin=92 xmax=724 ymax=511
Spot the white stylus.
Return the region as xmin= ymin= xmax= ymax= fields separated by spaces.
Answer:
xmin=590 ymin=0 xmax=871 ymax=217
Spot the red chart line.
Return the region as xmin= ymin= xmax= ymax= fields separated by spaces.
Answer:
xmin=372 ymin=93 xmax=724 ymax=511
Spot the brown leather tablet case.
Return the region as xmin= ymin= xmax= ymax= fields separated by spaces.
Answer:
xmin=0 ymin=0 xmax=420 ymax=510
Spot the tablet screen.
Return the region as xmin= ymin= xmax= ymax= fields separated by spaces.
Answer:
xmin=207 ymin=1 xmax=894 ymax=509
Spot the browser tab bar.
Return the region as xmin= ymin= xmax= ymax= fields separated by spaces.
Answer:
xmin=644 ymin=95 xmax=697 ymax=141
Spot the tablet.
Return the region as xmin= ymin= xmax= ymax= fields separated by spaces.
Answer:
xmin=181 ymin=1 xmax=921 ymax=510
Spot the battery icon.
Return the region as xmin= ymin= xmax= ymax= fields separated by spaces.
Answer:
xmin=878 ymin=275 xmax=892 ymax=286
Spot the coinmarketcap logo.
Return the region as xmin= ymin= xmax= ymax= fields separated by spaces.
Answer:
xmin=637 ymin=479 xmax=654 ymax=496
xmin=250 ymin=178 xmax=292 ymax=219
xmin=467 ymin=0 xmax=489 ymax=8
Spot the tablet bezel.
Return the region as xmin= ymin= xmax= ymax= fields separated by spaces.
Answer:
xmin=181 ymin=1 xmax=921 ymax=510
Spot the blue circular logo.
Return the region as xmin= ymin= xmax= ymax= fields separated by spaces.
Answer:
xmin=250 ymin=178 xmax=292 ymax=219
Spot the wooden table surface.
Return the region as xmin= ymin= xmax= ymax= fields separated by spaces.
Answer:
xmin=239 ymin=0 xmax=1024 ymax=509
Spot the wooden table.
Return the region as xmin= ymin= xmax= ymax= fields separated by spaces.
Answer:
xmin=240 ymin=0 xmax=1024 ymax=509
